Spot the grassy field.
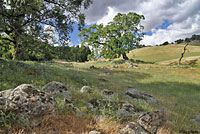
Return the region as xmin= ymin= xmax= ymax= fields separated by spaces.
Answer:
xmin=0 ymin=43 xmax=200 ymax=133
xmin=127 ymin=41 xmax=200 ymax=63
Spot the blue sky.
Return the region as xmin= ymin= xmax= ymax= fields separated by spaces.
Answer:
xmin=69 ymin=0 xmax=200 ymax=46
xmin=144 ymin=20 xmax=173 ymax=36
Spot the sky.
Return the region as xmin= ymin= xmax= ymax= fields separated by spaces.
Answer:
xmin=70 ymin=0 xmax=200 ymax=46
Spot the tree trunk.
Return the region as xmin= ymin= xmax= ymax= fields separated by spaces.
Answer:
xmin=178 ymin=42 xmax=189 ymax=66
xmin=122 ymin=52 xmax=129 ymax=60
xmin=13 ymin=37 xmax=24 ymax=60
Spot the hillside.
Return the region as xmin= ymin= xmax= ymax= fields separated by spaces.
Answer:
xmin=127 ymin=41 xmax=200 ymax=63
xmin=0 ymin=43 xmax=200 ymax=133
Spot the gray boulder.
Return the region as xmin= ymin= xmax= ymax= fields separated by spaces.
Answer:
xmin=0 ymin=84 xmax=58 ymax=127
xmin=42 ymin=81 xmax=72 ymax=104
xmin=101 ymin=89 xmax=113 ymax=95
xmin=138 ymin=108 xmax=165 ymax=134
xmin=80 ymin=86 xmax=92 ymax=93
xmin=118 ymin=102 xmax=140 ymax=120
xmin=125 ymin=88 xmax=158 ymax=104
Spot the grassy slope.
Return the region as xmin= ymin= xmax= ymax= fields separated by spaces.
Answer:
xmin=0 ymin=42 xmax=200 ymax=133
xmin=127 ymin=41 xmax=200 ymax=63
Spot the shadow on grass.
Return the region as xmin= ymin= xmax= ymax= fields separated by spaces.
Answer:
xmin=0 ymin=58 xmax=152 ymax=91
xmin=133 ymin=81 xmax=200 ymax=130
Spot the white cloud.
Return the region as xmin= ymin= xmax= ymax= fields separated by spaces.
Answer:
xmin=96 ymin=7 xmax=117 ymax=25
xmin=141 ymin=14 xmax=200 ymax=45
xmin=83 ymin=0 xmax=200 ymax=45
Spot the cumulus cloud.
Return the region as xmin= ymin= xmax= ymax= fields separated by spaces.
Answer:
xmin=83 ymin=0 xmax=200 ymax=45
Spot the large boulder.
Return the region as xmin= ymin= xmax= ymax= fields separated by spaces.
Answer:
xmin=137 ymin=108 xmax=165 ymax=134
xmin=0 ymin=84 xmax=58 ymax=127
xmin=125 ymin=88 xmax=158 ymax=104
xmin=42 ymin=81 xmax=72 ymax=104
xmin=120 ymin=109 xmax=165 ymax=134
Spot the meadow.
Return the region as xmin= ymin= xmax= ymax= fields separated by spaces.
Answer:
xmin=0 ymin=42 xmax=200 ymax=133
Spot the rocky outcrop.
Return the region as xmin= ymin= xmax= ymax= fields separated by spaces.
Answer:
xmin=125 ymin=88 xmax=158 ymax=104
xmin=42 ymin=81 xmax=72 ymax=104
xmin=120 ymin=108 xmax=165 ymax=134
xmin=138 ymin=108 xmax=165 ymax=134
xmin=0 ymin=84 xmax=58 ymax=127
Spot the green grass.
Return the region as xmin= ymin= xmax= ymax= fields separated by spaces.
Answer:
xmin=0 ymin=42 xmax=200 ymax=133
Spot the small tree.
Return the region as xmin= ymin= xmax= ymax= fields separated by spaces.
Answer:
xmin=79 ymin=12 xmax=145 ymax=60
xmin=175 ymin=39 xmax=184 ymax=44
xmin=178 ymin=39 xmax=190 ymax=66
xmin=161 ymin=41 xmax=169 ymax=46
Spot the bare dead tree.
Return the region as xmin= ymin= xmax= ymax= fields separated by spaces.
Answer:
xmin=178 ymin=42 xmax=189 ymax=66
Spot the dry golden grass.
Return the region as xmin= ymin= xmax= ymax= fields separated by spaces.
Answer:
xmin=4 ymin=114 xmax=123 ymax=134
xmin=5 ymin=114 xmax=92 ymax=134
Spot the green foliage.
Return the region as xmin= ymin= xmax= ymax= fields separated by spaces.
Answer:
xmin=175 ymin=39 xmax=184 ymax=44
xmin=161 ymin=41 xmax=169 ymax=46
xmin=0 ymin=111 xmax=15 ymax=128
xmin=191 ymin=34 xmax=200 ymax=41
xmin=79 ymin=12 xmax=145 ymax=60
xmin=0 ymin=0 xmax=93 ymax=60
xmin=53 ymin=45 xmax=91 ymax=62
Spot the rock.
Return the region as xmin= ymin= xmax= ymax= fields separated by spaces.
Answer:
xmin=89 ymin=131 xmax=102 ymax=134
xmin=101 ymin=89 xmax=113 ymax=95
xmin=133 ymin=66 xmax=140 ymax=69
xmin=66 ymin=103 xmax=84 ymax=117
xmin=90 ymin=65 xmax=97 ymax=69
xmin=118 ymin=102 xmax=140 ymax=120
xmin=125 ymin=88 xmax=158 ymax=104
xmin=82 ymin=79 xmax=87 ymax=85
xmin=128 ymin=64 xmax=134 ymax=68
xmin=87 ymin=99 xmax=141 ymax=120
xmin=80 ymin=86 xmax=92 ymax=93
xmin=0 ymin=84 xmax=58 ymax=127
xmin=120 ymin=122 xmax=150 ymax=134
xmin=42 ymin=81 xmax=72 ymax=104
xmin=191 ymin=114 xmax=200 ymax=126
xmin=138 ymin=108 xmax=165 ymax=134
xmin=104 ymin=71 xmax=112 ymax=75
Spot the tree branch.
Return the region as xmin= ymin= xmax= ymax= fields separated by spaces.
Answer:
xmin=0 ymin=36 xmax=15 ymax=43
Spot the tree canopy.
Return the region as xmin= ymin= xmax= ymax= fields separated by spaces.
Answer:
xmin=0 ymin=0 xmax=92 ymax=60
xmin=79 ymin=12 xmax=145 ymax=60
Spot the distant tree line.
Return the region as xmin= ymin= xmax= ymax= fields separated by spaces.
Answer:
xmin=0 ymin=41 xmax=91 ymax=62
xmin=160 ymin=34 xmax=200 ymax=46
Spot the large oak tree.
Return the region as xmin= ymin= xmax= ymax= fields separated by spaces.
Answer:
xmin=79 ymin=12 xmax=144 ymax=60
xmin=0 ymin=0 xmax=92 ymax=60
